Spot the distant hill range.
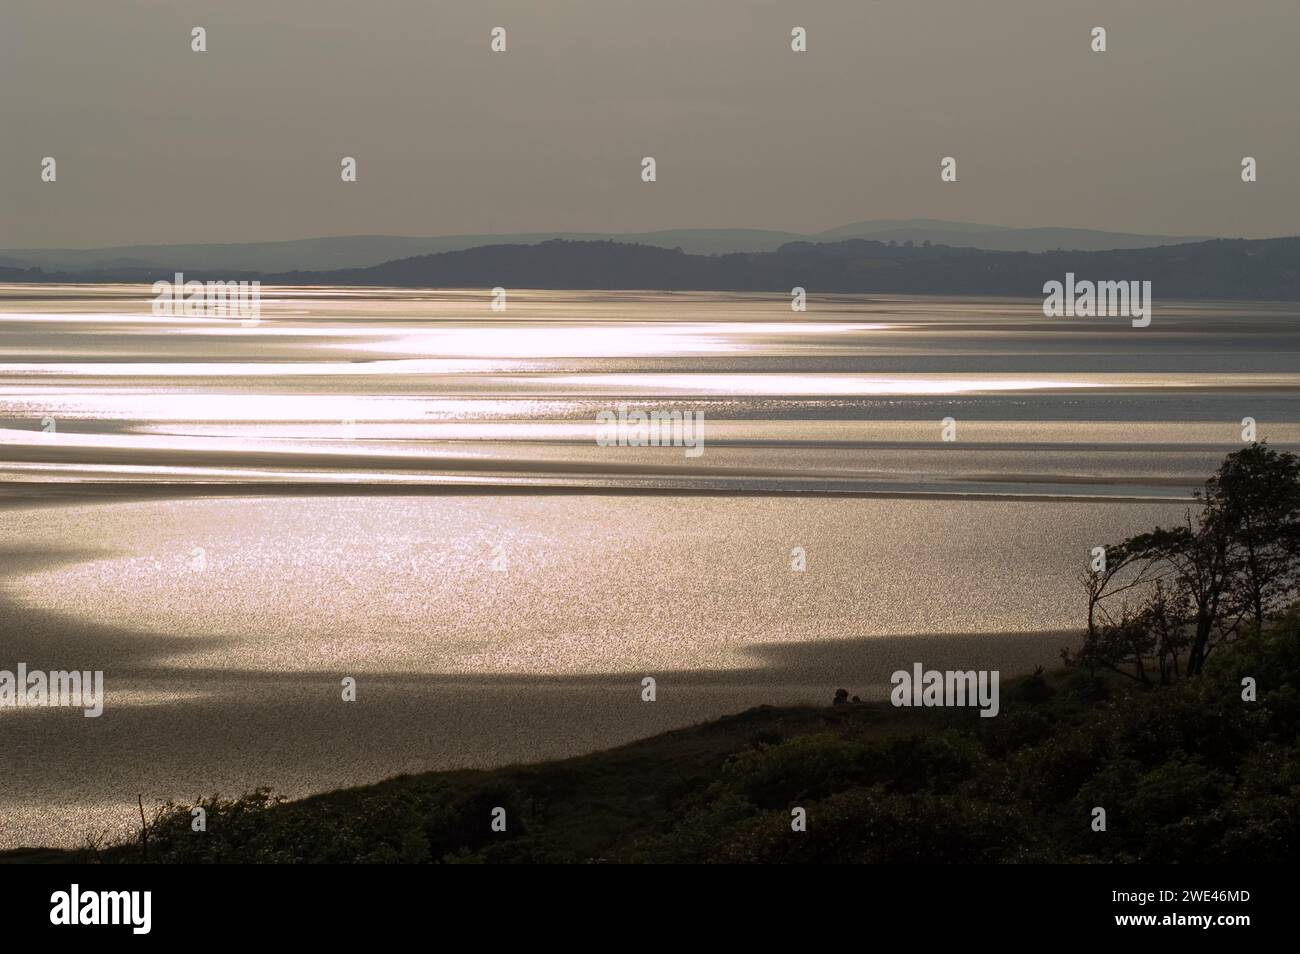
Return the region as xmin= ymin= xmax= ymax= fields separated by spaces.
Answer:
xmin=0 ymin=219 xmax=1218 ymax=273
xmin=5 ymin=235 xmax=1300 ymax=300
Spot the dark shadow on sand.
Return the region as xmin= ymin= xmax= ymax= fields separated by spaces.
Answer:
xmin=1 ymin=542 xmax=1078 ymax=850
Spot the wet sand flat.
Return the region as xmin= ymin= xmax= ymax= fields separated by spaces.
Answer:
xmin=1 ymin=491 xmax=1189 ymax=848
xmin=2 ymin=288 xmax=1296 ymax=848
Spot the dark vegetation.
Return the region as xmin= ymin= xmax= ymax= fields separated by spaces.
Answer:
xmin=5 ymin=235 xmax=1300 ymax=300
xmin=1074 ymin=443 xmax=1300 ymax=681
xmin=6 ymin=446 xmax=1298 ymax=864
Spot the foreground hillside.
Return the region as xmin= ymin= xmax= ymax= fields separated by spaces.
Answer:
xmin=6 ymin=609 xmax=1297 ymax=864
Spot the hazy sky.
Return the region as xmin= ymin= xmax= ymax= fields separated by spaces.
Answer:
xmin=2 ymin=0 xmax=1297 ymax=248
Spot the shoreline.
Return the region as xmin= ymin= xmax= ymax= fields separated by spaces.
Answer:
xmin=1 ymin=649 xmax=1073 ymax=857
xmin=0 ymin=490 xmax=1191 ymax=849
xmin=0 ymin=481 xmax=1200 ymax=512
xmin=0 ymin=630 xmax=1080 ymax=851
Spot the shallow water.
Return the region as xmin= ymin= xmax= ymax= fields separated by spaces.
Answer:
xmin=1 ymin=493 xmax=1188 ymax=848
xmin=3 ymin=286 xmax=1298 ymax=494
xmin=1 ymin=286 xmax=1297 ymax=848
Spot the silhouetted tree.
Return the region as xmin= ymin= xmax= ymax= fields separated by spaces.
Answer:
xmin=1070 ymin=443 xmax=1300 ymax=680
xmin=1204 ymin=443 xmax=1300 ymax=628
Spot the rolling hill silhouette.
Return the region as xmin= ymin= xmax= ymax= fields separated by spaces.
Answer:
xmin=5 ymin=236 xmax=1299 ymax=301
xmin=273 ymin=236 xmax=1300 ymax=300
xmin=0 ymin=220 xmax=1215 ymax=273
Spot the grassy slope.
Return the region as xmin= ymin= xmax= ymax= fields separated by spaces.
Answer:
xmin=5 ymin=614 xmax=1298 ymax=864
xmin=2 ymin=699 xmax=920 ymax=864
